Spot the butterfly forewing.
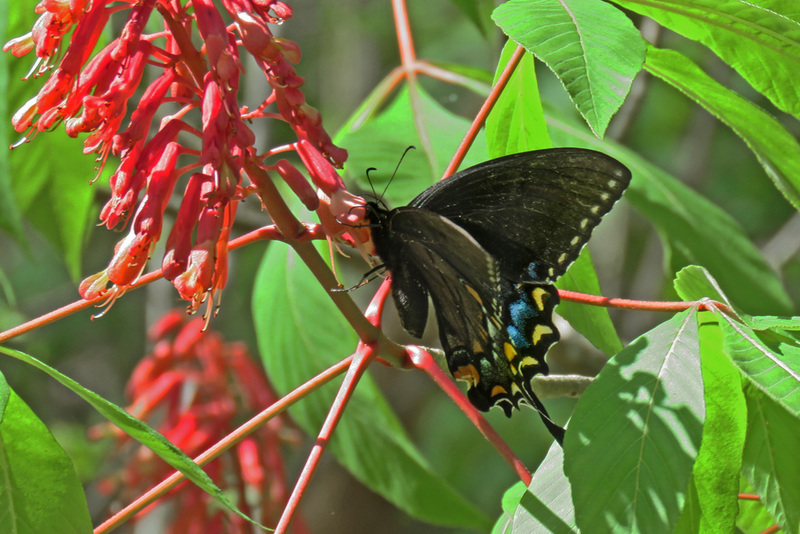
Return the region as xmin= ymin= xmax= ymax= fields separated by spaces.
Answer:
xmin=410 ymin=148 xmax=631 ymax=281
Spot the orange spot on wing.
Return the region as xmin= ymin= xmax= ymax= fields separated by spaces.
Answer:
xmin=491 ymin=385 xmax=507 ymax=397
xmin=453 ymin=364 xmax=480 ymax=387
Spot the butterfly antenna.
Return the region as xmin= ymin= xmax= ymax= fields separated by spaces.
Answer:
xmin=364 ymin=167 xmax=379 ymax=201
xmin=377 ymin=145 xmax=416 ymax=201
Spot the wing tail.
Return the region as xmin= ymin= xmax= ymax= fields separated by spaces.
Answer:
xmin=521 ymin=380 xmax=565 ymax=445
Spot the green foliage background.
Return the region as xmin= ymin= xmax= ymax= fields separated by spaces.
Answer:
xmin=1 ymin=0 xmax=799 ymax=533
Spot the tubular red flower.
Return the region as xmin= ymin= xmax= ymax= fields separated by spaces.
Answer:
xmin=111 ymin=0 xmax=157 ymax=61
xmin=275 ymin=159 xmax=319 ymax=210
xmin=162 ymin=172 xmax=208 ymax=281
xmin=112 ymin=70 xmax=175 ymax=155
xmin=238 ymin=438 xmax=265 ymax=487
xmin=58 ymin=3 xmax=110 ymax=76
xmin=10 ymin=0 xmax=351 ymax=320
xmin=93 ymin=310 xmax=295 ymax=528
xmin=11 ymin=98 xmax=37 ymax=132
xmin=101 ymin=119 xmax=188 ymax=230
xmin=296 ymin=138 xmax=346 ymax=195
xmin=316 ymin=188 xmax=373 ymax=255
xmin=3 ymin=33 xmax=35 ymax=57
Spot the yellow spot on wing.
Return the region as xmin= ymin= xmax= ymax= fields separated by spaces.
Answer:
xmin=532 ymin=324 xmax=553 ymax=345
xmin=531 ymin=287 xmax=549 ymax=311
xmin=519 ymin=356 xmax=539 ymax=369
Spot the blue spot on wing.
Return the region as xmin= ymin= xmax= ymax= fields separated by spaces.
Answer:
xmin=526 ymin=261 xmax=549 ymax=282
xmin=506 ymin=289 xmax=541 ymax=349
xmin=527 ymin=261 xmax=539 ymax=279
xmin=508 ymin=325 xmax=527 ymax=348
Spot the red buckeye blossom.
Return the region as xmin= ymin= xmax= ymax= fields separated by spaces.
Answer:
xmin=5 ymin=0 xmax=366 ymax=317
xmin=91 ymin=310 xmax=299 ymax=532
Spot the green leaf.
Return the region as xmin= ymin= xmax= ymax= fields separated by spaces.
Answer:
xmin=719 ymin=317 xmax=800 ymax=415
xmin=492 ymin=480 xmax=526 ymax=533
xmin=336 ymin=86 xmax=488 ymax=207
xmin=4 ymin=19 xmax=98 ymax=279
xmin=0 ymin=372 xmax=92 ymax=534
xmin=448 ymin=0 xmax=496 ymax=36
xmin=745 ymin=316 xmax=800 ymax=331
xmin=0 ymin=347 xmax=259 ymax=529
xmin=556 ymin=247 xmax=623 ymax=356
xmin=0 ymin=110 xmax=24 ymax=246
xmin=486 ymin=41 xmax=551 ymax=157
xmin=741 ymin=383 xmax=800 ymax=533
xmin=506 ymin=446 xmax=576 ymax=533
xmin=691 ymin=311 xmax=747 ymax=532
xmin=611 ymin=0 xmax=800 ymax=119
xmin=564 ymin=309 xmax=705 ymax=533
xmin=493 ymin=0 xmax=646 ymax=137
xmin=548 ymin=118 xmax=794 ymax=316
xmin=737 ymin=476 xmax=780 ymax=534
xmin=673 ymin=265 xmax=734 ymax=309
xmin=0 ymin=2 xmax=29 ymax=246
xmin=17 ymin=134 xmax=97 ymax=281
xmin=674 ymin=479 xmax=701 ymax=533
xmin=252 ymin=242 xmax=491 ymax=530
xmin=645 ymin=45 xmax=800 ymax=212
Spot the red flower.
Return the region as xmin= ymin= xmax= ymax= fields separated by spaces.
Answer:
xmin=6 ymin=0 xmax=355 ymax=316
xmin=93 ymin=310 xmax=298 ymax=532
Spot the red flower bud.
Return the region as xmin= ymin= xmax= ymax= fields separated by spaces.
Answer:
xmin=275 ymin=159 xmax=319 ymax=210
xmin=3 ymin=33 xmax=35 ymax=57
xmin=296 ymin=138 xmax=346 ymax=195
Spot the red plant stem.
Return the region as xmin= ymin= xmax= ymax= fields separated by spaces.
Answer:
xmin=392 ymin=0 xmax=416 ymax=66
xmin=93 ymin=354 xmax=354 ymax=534
xmin=273 ymin=274 xmax=394 ymax=531
xmin=442 ymin=44 xmax=526 ymax=179
xmin=0 ymin=224 xmax=324 ymax=344
xmin=0 ymin=269 xmax=160 ymax=344
xmin=364 ymin=273 xmax=394 ymax=334
xmin=558 ymin=289 xmax=737 ymax=317
xmin=738 ymin=493 xmax=761 ymax=501
xmin=274 ymin=343 xmax=380 ymax=533
xmin=407 ymin=346 xmax=533 ymax=485
xmin=392 ymin=0 xmax=439 ymax=172
xmin=249 ymin=158 xmax=395 ymax=360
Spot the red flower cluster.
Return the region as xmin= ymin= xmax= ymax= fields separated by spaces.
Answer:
xmin=93 ymin=309 xmax=298 ymax=532
xmin=5 ymin=0 xmax=369 ymax=314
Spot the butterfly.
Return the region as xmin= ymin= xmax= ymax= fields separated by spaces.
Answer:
xmin=363 ymin=148 xmax=631 ymax=444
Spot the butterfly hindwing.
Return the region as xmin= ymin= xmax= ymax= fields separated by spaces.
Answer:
xmin=386 ymin=257 xmax=430 ymax=338
xmin=367 ymin=205 xmax=563 ymax=438
xmin=410 ymin=148 xmax=631 ymax=281
xmin=447 ymin=281 xmax=560 ymax=413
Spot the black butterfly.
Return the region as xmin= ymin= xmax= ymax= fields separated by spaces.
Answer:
xmin=364 ymin=148 xmax=631 ymax=444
